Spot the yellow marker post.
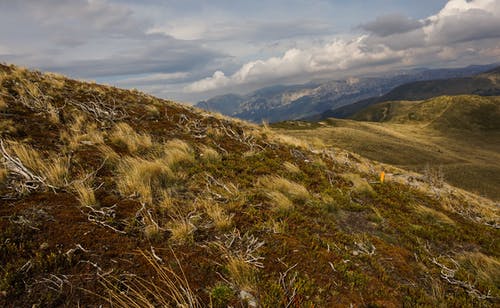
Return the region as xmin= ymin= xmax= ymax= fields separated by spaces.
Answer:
xmin=380 ymin=171 xmax=385 ymax=183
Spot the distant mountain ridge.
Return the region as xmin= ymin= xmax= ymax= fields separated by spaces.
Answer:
xmin=196 ymin=64 xmax=498 ymax=123
xmin=317 ymin=65 xmax=500 ymax=120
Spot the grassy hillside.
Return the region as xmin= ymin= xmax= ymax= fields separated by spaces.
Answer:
xmin=1 ymin=65 xmax=499 ymax=307
xmin=319 ymin=67 xmax=500 ymax=120
xmin=275 ymin=96 xmax=500 ymax=200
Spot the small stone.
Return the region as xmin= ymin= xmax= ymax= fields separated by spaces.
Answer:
xmin=240 ymin=290 xmax=258 ymax=308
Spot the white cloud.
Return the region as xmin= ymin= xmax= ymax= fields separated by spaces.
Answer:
xmin=424 ymin=0 xmax=500 ymax=44
xmin=185 ymin=0 xmax=500 ymax=94
xmin=185 ymin=37 xmax=405 ymax=93
xmin=184 ymin=71 xmax=230 ymax=92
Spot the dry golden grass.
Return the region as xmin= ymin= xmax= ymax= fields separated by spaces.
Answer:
xmin=226 ymin=255 xmax=257 ymax=292
xmin=262 ymin=218 xmax=287 ymax=234
xmin=0 ymin=119 xmax=17 ymax=135
xmin=0 ymin=167 xmax=7 ymax=185
xmin=110 ymin=122 xmax=153 ymax=154
xmin=199 ymin=145 xmax=221 ymax=162
xmin=144 ymin=104 xmax=160 ymax=118
xmin=42 ymin=156 xmax=70 ymax=188
xmin=341 ymin=173 xmax=375 ymax=195
xmin=266 ymin=191 xmax=294 ymax=213
xmin=72 ymin=180 xmax=98 ymax=207
xmin=46 ymin=103 xmax=60 ymax=124
xmin=202 ymin=201 xmax=234 ymax=230
xmin=283 ymin=161 xmax=301 ymax=174
xmin=158 ymin=189 xmax=174 ymax=212
xmin=143 ymin=224 xmax=161 ymax=239
xmin=116 ymin=157 xmax=172 ymax=205
xmin=412 ymin=204 xmax=455 ymax=225
xmin=61 ymin=116 xmax=105 ymax=150
xmin=258 ymin=175 xmax=310 ymax=202
xmin=101 ymin=250 xmax=201 ymax=307
xmin=162 ymin=139 xmax=194 ymax=168
xmin=6 ymin=141 xmax=69 ymax=188
xmin=96 ymin=144 xmax=120 ymax=165
xmin=167 ymin=213 xmax=197 ymax=245
xmin=457 ymin=252 xmax=500 ymax=288
xmin=0 ymin=97 xmax=7 ymax=111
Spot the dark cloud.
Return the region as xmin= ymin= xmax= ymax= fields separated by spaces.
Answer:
xmin=359 ymin=13 xmax=424 ymax=37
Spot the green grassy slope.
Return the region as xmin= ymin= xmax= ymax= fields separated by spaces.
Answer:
xmin=276 ymin=96 xmax=500 ymax=200
xmin=1 ymin=65 xmax=499 ymax=307
xmin=320 ymin=67 xmax=500 ymax=120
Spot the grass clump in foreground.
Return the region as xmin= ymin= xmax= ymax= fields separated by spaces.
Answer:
xmin=110 ymin=122 xmax=153 ymax=154
xmin=258 ymin=175 xmax=310 ymax=202
xmin=101 ymin=251 xmax=201 ymax=308
xmin=72 ymin=180 xmax=98 ymax=208
xmin=2 ymin=140 xmax=70 ymax=188
xmin=116 ymin=157 xmax=173 ymax=205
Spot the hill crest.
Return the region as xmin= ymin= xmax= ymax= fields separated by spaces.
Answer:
xmin=1 ymin=64 xmax=499 ymax=307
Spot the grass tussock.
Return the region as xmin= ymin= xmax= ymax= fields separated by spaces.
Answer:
xmin=72 ymin=180 xmax=98 ymax=208
xmin=200 ymin=145 xmax=221 ymax=162
xmin=144 ymin=104 xmax=160 ymax=118
xmin=0 ymin=97 xmax=7 ymax=110
xmin=116 ymin=157 xmax=172 ymax=205
xmin=96 ymin=144 xmax=121 ymax=166
xmin=0 ymin=119 xmax=17 ymax=135
xmin=162 ymin=139 xmax=194 ymax=168
xmin=226 ymin=255 xmax=258 ymax=292
xmin=258 ymin=175 xmax=310 ymax=202
xmin=6 ymin=141 xmax=69 ymax=188
xmin=0 ymin=166 xmax=7 ymax=185
xmin=266 ymin=191 xmax=294 ymax=214
xmin=101 ymin=250 xmax=201 ymax=308
xmin=60 ymin=115 xmax=105 ymax=150
xmin=110 ymin=122 xmax=153 ymax=154
xmin=413 ymin=204 xmax=455 ymax=225
xmin=42 ymin=156 xmax=70 ymax=187
xmin=283 ymin=161 xmax=301 ymax=174
xmin=167 ymin=212 xmax=197 ymax=245
xmin=202 ymin=201 xmax=234 ymax=230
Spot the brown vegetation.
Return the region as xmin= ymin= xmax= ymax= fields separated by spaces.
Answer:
xmin=0 ymin=63 xmax=498 ymax=308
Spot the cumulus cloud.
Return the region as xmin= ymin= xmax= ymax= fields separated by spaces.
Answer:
xmin=185 ymin=0 xmax=500 ymax=94
xmin=424 ymin=0 xmax=500 ymax=44
xmin=185 ymin=38 xmax=404 ymax=92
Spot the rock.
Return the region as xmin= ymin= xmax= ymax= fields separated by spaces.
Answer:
xmin=239 ymin=290 xmax=258 ymax=308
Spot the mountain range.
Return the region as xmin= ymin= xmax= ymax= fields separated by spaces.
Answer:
xmin=196 ymin=64 xmax=498 ymax=123
xmin=318 ymin=66 xmax=500 ymax=120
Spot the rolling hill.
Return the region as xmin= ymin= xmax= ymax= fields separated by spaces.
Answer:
xmin=275 ymin=95 xmax=500 ymax=201
xmin=318 ymin=66 xmax=500 ymax=120
xmin=1 ymin=65 xmax=499 ymax=307
xmin=197 ymin=64 xmax=497 ymax=123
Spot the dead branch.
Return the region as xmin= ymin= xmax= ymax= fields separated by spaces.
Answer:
xmin=279 ymin=263 xmax=299 ymax=308
xmin=217 ymin=229 xmax=265 ymax=268
xmin=82 ymin=204 xmax=127 ymax=235
xmin=431 ymin=256 xmax=496 ymax=301
xmin=0 ymin=139 xmax=46 ymax=194
xmin=66 ymin=93 xmax=127 ymax=124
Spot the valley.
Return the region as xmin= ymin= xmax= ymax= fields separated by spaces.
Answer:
xmin=274 ymin=95 xmax=500 ymax=200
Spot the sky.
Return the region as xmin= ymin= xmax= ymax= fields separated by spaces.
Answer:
xmin=1 ymin=0 xmax=499 ymax=103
